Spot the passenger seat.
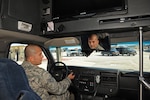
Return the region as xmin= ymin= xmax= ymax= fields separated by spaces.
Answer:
xmin=0 ymin=58 xmax=41 ymax=100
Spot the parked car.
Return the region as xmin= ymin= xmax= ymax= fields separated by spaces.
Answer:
xmin=116 ymin=47 xmax=137 ymax=56
xmin=101 ymin=48 xmax=120 ymax=56
xmin=144 ymin=48 xmax=150 ymax=52
xmin=67 ymin=49 xmax=84 ymax=56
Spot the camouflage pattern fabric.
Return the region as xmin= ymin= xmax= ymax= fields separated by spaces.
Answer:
xmin=21 ymin=61 xmax=71 ymax=100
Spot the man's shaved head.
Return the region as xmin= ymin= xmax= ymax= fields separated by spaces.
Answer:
xmin=24 ymin=45 xmax=38 ymax=60
xmin=24 ymin=44 xmax=43 ymax=65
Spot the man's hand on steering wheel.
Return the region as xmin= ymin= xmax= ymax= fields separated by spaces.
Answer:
xmin=50 ymin=62 xmax=76 ymax=81
xmin=67 ymin=72 xmax=75 ymax=80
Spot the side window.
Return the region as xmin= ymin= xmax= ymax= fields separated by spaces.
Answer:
xmin=9 ymin=43 xmax=48 ymax=70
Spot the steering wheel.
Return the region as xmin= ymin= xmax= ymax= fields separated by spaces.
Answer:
xmin=49 ymin=62 xmax=69 ymax=82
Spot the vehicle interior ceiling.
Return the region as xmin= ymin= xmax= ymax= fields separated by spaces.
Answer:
xmin=0 ymin=29 xmax=48 ymax=43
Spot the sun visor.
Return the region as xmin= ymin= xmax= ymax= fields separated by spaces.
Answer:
xmin=44 ymin=37 xmax=79 ymax=47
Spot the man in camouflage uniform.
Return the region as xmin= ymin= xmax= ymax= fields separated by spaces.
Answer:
xmin=21 ymin=44 xmax=75 ymax=100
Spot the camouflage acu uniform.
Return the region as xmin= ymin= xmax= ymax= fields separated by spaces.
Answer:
xmin=21 ymin=61 xmax=72 ymax=100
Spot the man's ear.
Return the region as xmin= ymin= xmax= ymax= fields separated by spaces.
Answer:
xmin=28 ymin=56 xmax=34 ymax=62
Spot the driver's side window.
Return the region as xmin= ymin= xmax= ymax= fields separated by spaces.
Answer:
xmin=9 ymin=43 xmax=48 ymax=70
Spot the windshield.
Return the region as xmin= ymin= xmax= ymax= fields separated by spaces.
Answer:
xmin=49 ymin=40 xmax=150 ymax=72
xmin=8 ymin=33 xmax=150 ymax=72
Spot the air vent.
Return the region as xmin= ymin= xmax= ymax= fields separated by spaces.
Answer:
xmin=100 ymin=72 xmax=118 ymax=87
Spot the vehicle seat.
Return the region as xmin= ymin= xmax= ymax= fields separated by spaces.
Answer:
xmin=0 ymin=58 xmax=41 ymax=100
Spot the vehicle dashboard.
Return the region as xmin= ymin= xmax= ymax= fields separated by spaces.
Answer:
xmin=67 ymin=66 xmax=150 ymax=100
